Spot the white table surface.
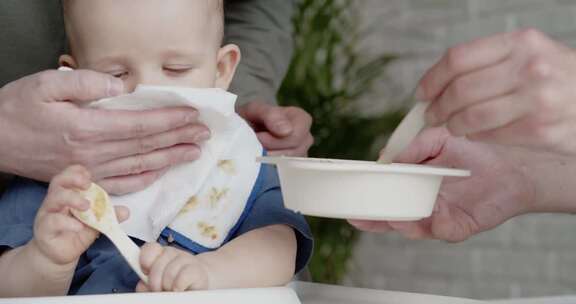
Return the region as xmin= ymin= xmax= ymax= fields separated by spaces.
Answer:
xmin=2 ymin=281 xmax=575 ymax=303
xmin=293 ymin=282 xmax=482 ymax=304
xmin=490 ymin=296 xmax=576 ymax=304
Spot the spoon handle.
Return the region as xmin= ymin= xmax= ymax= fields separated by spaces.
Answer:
xmin=379 ymin=101 xmax=429 ymax=164
xmin=106 ymin=228 xmax=149 ymax=284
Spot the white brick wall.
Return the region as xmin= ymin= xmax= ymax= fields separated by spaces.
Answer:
xmin=346 ymin=0 xmax=576 ymax=299
xmin=346 ymin=215 xmax=576 ymax=299
xmin=355 ymin=0 xmax=576 ymax=111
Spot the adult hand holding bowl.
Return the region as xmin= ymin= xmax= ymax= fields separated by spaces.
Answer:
xmin=259 ymin=94 xmax=469 ymax=222
xmin=350 ymin=128 xmax=539 ymax=242
xmin=260 ymin=155 xmax=468 ymax=222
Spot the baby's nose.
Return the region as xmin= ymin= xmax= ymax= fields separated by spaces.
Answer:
xmin=136 ymin=72 xmax=164 ymax=87
xmin=136 ymin=71 xmax=176 ymax=89
xmin=121 ymin=77 xmax=139 ymax=93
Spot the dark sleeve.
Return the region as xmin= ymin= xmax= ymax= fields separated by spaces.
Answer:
xmin=0 ymin=1 xmax=66 ymax=190
xmin=0 ymin=1 xmax=65 ymax=87
xmin=224 ymin=0 xmax=297 ymax=105
xmin=0 ymin=178 xmax=47 ymax=252
xmin=232 ymin=165 xmax=313 ymax=275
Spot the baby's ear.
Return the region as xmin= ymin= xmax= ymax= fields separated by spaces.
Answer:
xmin=214 ymin=44 xmax=241 ymax=90
xmin=59 ymin=54 xmax=78 ymax=69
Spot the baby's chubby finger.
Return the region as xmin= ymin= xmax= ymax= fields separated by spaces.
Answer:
xmin=114 ymin=206 xmax=130 ymax=223
xmin=47 ymin=213 xmax=86 ymax=234
xmin=135 ymin=281 xmax=151 ymax=293
xmin=43 ymin=188 xmax=91 ymax=213
xmin=50 ymin=165 xmax=92 ymax=191
xmin=173 ymin=264 xmax=209 ymax=291
xmin=140 ymin=243 xmax=164 ymax=275
xmin=148 ymin=247 xmax=180 ymax=292
xmin=174 ymin=264 xmax=210 ymax=291
xmin=162 ymin=256 xmax=191 ymax=291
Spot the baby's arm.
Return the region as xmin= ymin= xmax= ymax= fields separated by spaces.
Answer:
xmin=0 ymin=166 xmax=93 ymax=297
xmin=138 ymin=224 xmax=296 ymax=292
xmin=0 ymin=166 xmax=127 ymax=297
xmin=0 ymin=238 xmax=79 ymax=297
xmin=199 ymin=224 xmax=296 ymax=288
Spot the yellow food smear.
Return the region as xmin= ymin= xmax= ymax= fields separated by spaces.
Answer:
xmin=209 ymin=187 xmax=229 ymax=208
xmin=217 ymin=160 xmax=236 ymax=175
xmin=198 ymin=222 xmax=218 ymax=240
xmin=92 ymin=189 xmax=107 ymax=222
xmin=76 ymin=211 xmax=89 ymax=222
xmin=179 ymin=196 xmax=199 ymax=215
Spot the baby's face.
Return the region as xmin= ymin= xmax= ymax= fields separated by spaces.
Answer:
xmin=61 ymin=0 xmax=239 ymax=93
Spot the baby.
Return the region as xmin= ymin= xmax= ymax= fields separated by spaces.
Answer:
xmin=0 ymin=0 xmax=312 ymax=297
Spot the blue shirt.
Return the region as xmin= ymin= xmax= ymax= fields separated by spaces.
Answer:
xmin=0 ymin=165 xmax=313 ymax=295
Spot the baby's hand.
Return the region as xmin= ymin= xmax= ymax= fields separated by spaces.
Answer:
xmin=31 ymin=166 xmax=96 ymax=266
xmin=31 ymin=166 xmax=128 ymax=266
xmin=137 ymin=243 xmax=210 ymax=292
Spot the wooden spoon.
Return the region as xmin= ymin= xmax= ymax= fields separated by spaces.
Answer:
xmin=72 ymin=183 xmax=149 ymax=284
xmin=379 ymin=101 xmax=429 ymax=164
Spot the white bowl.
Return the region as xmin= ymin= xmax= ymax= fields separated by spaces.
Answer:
xmin=259 ymin=157 xmax=470 ymax=221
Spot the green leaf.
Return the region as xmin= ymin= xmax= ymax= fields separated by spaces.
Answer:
xmin=277 ymin=0 xmax=406 ymax=284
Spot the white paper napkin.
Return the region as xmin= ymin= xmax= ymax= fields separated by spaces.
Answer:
xmin=88 ymin=85 xmax=242 ymax=242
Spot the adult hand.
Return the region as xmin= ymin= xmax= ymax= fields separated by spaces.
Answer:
xmin=420 ymin=29 xmax=576 ymax=155
xmin=238 ymin=101 xmax=314 ymax=157
xmin=0 ymin=70 xmax=209 ymax=195
xmin=350 ymin=128 xmax=536 ymax=242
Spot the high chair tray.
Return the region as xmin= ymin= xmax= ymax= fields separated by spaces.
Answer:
xmin=2 ymin=287 xmax=301 ymax=304
xmin=292 ymin=282 xmax=482 ymax=304
xmin=1 ymin=283 xmax=485 ymax=304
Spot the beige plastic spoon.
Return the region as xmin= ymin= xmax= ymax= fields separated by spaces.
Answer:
xmin=72 ymin=183 xmax=149 ymax=284
xmin=379 ymin=101 xmax=429 ymax=164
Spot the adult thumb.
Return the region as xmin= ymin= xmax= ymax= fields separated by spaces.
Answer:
xmin=239 ymin=102 xmax=293 ymax=136
xmin=36 ymin=69 xmax=124 ymax=103
xmin=381 ymin=127 xmax=450 ymax=164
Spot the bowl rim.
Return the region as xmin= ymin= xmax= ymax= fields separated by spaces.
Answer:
xmin=257 ymin=156 xmax=470 ymax=177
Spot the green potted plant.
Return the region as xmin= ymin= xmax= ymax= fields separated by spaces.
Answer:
xmin=278 ymin=0 xmax=405 ymax=283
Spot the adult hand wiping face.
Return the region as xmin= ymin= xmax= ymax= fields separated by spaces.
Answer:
xmin=0 ymin=69 xmax=209 ymax=195
xmin=420 ymin=29 xmax=576 ymax=156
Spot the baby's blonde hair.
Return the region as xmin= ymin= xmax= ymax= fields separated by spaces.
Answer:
xmin=61 ymin=0 xmax=225 ymax=44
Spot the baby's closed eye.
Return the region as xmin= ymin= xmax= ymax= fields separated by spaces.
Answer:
xmin=163 ymin=64 xmax=194 ymax=77
xmin=104 ymin=69 xmax=129 ymax=79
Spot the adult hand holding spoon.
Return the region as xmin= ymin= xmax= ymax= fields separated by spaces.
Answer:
xmin=420 ymin=29 xmax=576 ymax=156
xmin=72 ymin=179 xmax=148 ymax=283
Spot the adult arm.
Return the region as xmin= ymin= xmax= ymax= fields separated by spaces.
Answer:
xmin=224 ymin=0 xmax=314 ymax=156
xmin=225 ymin=0 xmax=297 ymax=105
